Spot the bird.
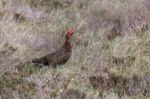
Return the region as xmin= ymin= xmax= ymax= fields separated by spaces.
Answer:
xmin=32 ymin=29 xmax=74 ymax=67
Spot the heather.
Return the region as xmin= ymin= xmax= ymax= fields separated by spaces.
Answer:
xmin=0 ymin=0 xmax=150 ymax=98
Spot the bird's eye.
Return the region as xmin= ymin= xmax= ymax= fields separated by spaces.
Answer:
xmin=68 ymin=32 xmax=71 ymax=35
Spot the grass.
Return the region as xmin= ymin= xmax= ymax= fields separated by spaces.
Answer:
xmin=0 ymin=0 xmax=150 ymax=99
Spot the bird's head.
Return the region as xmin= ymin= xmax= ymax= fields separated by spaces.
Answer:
xmin=66 ymin=28 xmax=74 ymax=38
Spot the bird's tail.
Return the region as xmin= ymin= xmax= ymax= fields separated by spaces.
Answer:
xmin=32 ymin=58 xmax=44 ymax=64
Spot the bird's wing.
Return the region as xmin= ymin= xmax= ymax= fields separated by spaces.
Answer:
xmin=46 ymin=49 xmax=70 ymax=65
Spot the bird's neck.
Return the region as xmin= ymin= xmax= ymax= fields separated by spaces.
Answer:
xmin=63 ymin=36 xmax=72 ymax=49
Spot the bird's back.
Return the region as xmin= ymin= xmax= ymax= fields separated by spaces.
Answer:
xmin=32 ymin=46 xmax=72 ymax=66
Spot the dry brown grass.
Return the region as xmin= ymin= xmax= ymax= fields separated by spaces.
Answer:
xmin=0 ymin=0 xmax=150 ymax=99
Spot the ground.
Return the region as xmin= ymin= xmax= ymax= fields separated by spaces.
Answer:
xmin=0 ymin=0 xmax=150 ymax=99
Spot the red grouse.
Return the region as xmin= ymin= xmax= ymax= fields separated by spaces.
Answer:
xmin=32 ymin=29 xmax=74 ymax=67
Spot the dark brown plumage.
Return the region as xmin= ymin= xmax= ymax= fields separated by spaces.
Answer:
xmin=32 ymin=29 xmax=74 ymax=67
